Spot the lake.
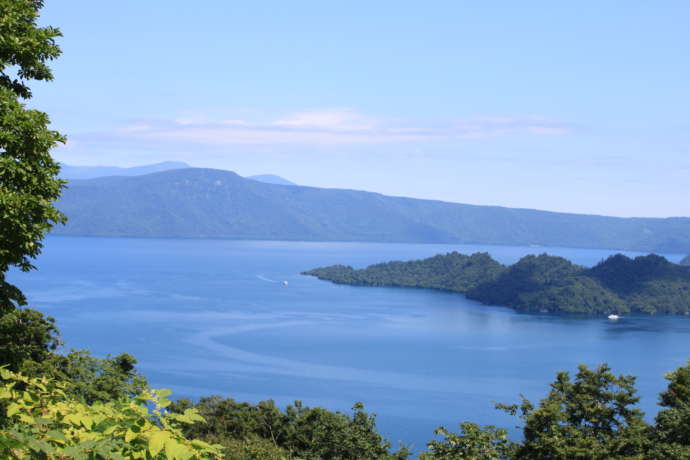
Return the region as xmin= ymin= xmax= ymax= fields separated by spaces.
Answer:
xmin=9 ymin=236 xmax=690 ymax=452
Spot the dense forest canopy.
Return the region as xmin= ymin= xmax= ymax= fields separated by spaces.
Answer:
xmin=304 ymin=252 xmax=690 ymax=315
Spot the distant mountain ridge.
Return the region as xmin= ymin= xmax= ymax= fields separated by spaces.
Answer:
xmin=60 ymin=161 xmax=190 ymax=180
xmin=62 ymin=162 xmax=296 ymax=186
xmin=54 ymin=167 xmax=690 ymax=252
xmin=247 ymin=174 xmax=297 ymax=186
xmin=681 ymin=255 xmax=690 ymax=266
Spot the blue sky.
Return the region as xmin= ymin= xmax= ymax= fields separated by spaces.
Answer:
xmin=33 ymin=1 xmax=690 ymax=217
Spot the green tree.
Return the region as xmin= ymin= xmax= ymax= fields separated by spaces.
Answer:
xmin=497 ymin=364 xmax=649 ymax=459
xmin=420 ymin=423 xmax=514 ymax=460
xmin=20 ymin=350 xmax=149 ymax=404
xmin=0 ymin=0 xmax=66 ymax=369
xmin=0 ymin=308 xmax=59 ymax=371
xmin=420 ymin=363 xmax=690 ymax=459
xmin=649 ymin=361 xmax=690 ymax=459
xmin=171 ymin=397 xmax=409 ymax=460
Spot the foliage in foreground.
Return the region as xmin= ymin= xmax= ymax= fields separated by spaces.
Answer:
xmin=0 ymin=367 xmax=222 ymax=459
xmin=23 ymin=350 xmax=149 ymax=405
xmin=421 ymin=423 xmax=512 ymax=460
xmin=422 ymin=362 xmax=690 ymax=460
xmin=0 ymin=0 xmax=66 ymax=312
xmin=165 ymin=363 xmax=690 ymax=459
xmin=171 ymin=397 xmax=410 ymax=460
xmin=4 ymin=355 xmax=690 ymax=460
xmin=0 ymin=0 xmax=67 ymax=406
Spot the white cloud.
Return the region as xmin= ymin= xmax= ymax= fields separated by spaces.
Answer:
xmin=274 ymin=108 xmax=379 ymax=131
xmin=451 ymin=116 xmax=572 ymax=138
xmin=69 ymin=109 xmax=573 ymax=148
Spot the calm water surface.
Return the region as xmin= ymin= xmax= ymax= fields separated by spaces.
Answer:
xmin=9 ymin=236 xmax=690 ymax=451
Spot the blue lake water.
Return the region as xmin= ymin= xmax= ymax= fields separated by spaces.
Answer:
xmin=9 ymin=236 xmax=690 ymax=452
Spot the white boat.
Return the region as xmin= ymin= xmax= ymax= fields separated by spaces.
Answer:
xmin=282 ymin=281 xmax=289 ymax=286
xmin=607 ymin=314 xmax=620 ymax=320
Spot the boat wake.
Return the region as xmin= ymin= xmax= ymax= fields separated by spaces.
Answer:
xmin=256 ymin=274 xmax=278 ymax=283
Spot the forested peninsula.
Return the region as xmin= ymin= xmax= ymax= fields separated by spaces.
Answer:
xmin=303 ymin=252 xmax=690 ymax=315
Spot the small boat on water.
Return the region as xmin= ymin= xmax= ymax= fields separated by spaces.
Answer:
xmin=282 ymin=281 xmax=289 ymax=286
xmin=607 ymin=314 xmax=620 ymax=320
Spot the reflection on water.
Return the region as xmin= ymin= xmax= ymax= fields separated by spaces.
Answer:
xmin=9 ymin=236 xmax=690 ymax=451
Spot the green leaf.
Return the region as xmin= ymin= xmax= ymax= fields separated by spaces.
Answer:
xmin=80 ymin=415 xmax=94 ymax=429
xmin=184 ymin=409 xmax=206 ymax=423
xmin=165 ymin=439 xmax=193 ymax=460
xmin=155 ymin=388 xmax=173 ymax=399
xmin=62 ymin=446 xmax=88 ymax=460
xmin=45 ymin=430 xmax=68 ymax=445
xmin=124 ymin=429 xmax=136 ymax=443
xmin=148 ymin=431 xmax=167 ymax=457
xmin=18 ymin=414 xmax=35 ymax=424
xmin=6 ymin=402 xmax=21 ymax=417
xmin=63 ymin=413 xmax=81 ymax=426
xmin=190 ymin=439 xmax=212 ymax=449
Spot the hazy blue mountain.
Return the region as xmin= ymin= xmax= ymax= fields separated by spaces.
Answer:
xmin=54 ymin=168 xmax=690 ymax=252
xmin=681 ymin=255 xmax=690 ymax=266
xmin=60 ymin=161 xmax=190 ymax=179
xmin=247 ymin=174 xmax=296 ymax=186
xmin=61 ymin=162 xmax=298 ymax=187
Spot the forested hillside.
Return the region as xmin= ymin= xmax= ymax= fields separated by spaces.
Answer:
xmin=54 ymin=168 xmax=690 ymax=253
xmin=303 ymin=252 xmax=505 ymax=292
xmin=305 ymin=252 xmax=690 ymax=315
